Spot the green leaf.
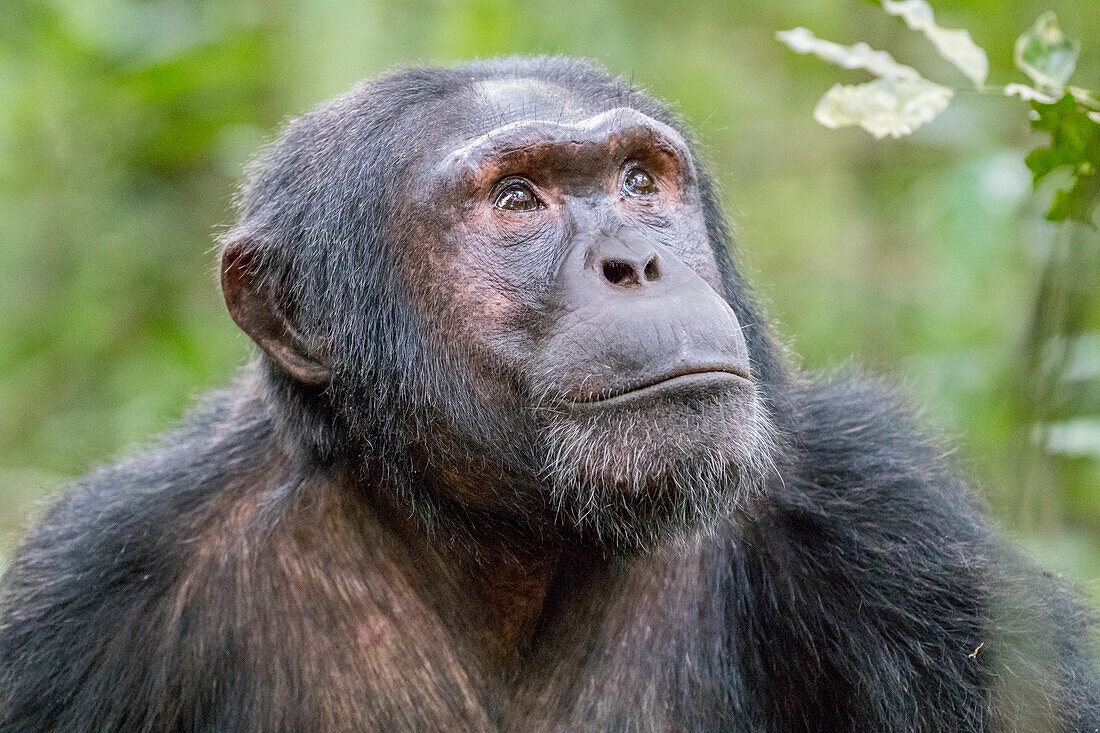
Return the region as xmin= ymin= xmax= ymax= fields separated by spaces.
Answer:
xmin=813 ymin=77 xmax=953 ymax=139
xmin=1025 ymin=94 xmax=1100 ymax=225
xmin=1026 ymin=95 xmax=1099 ymax=182
xmin=1015 ymin=12 xmax=1080 ymax=91
xmin=1048 ymin=175 xmax=1100 ymax=224
xmin=881 ymin=0 xmax=989 ymax=87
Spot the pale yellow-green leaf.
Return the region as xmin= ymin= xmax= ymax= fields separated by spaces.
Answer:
xmin=813 ymin=78 xmax=954 ymax=139
xmin=1037 ymin=419 xmax=1100 ymax=459
xmin=881 ymin=0 xmax=989 ymax=87
xmin=1015 ymin=12 xmax=1080 ymax=91
xmin=776 ymin=28 xmax=920 ymax=79
xmin=1004 ymin=83 xmax=1058 ymax=104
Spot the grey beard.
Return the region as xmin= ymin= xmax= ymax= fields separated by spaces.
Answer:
xmin=535 ymin=391 xmax=779 ymax=549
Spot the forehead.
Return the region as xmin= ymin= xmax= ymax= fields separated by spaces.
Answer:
xmin=465 ymin=77 xmax=601 ymax=133
xmin=423 ymin=77 xmax=690 ymax=180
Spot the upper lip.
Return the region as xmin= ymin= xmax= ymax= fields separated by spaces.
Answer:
xmin=570 ymin=365 xmax=751 ymax=404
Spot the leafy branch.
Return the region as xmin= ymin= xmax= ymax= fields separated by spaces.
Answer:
xmin=779 ymin=2 xmax=1100 ymax=529
xmin=778 ymin=2 xmax=1100 ymax=226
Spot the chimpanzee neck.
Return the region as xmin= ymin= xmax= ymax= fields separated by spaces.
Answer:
xmin=365 ymin=479 xmax=566 ymax=674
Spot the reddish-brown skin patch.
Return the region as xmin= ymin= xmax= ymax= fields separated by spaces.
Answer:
xmin=165 ymin=435 xmax=713 ymax=730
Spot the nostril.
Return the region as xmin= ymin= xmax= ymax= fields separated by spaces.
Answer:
xmin=643 ymin=256 xmax=661 ymax=282
xmin=601 ymin=259 xmax=639 ymax=286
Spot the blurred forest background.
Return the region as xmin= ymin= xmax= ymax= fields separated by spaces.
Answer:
xmin=0 ymin=0 xmax=1098 ymax=605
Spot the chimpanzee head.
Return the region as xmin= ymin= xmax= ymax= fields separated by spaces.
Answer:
xmin=220 ymin=57 xmax=784 ymax=548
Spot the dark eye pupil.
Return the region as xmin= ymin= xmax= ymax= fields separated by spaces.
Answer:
xmin=626 ymin=168 xmax=656 ymax=195
xmin=497 ymin=184 xmax=537 ymax=211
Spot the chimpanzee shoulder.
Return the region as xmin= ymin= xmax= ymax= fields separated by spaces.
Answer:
xmin=0 ymin=381 xmax=278 ymax=731
xmin=727 ymin=373 xmax=1100 ymax=731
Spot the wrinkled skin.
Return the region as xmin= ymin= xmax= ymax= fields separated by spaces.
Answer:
xmin=390 ymin=90 xmax=771 ymax=545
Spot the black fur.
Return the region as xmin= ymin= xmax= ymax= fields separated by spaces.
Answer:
xmin=1 ymin=56 xmax=1097 ymax=731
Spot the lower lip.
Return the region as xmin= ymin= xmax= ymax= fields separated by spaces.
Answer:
xmin=571 ymin=370 xmax=751 ymax=407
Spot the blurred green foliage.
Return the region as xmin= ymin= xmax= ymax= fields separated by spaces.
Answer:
xmin=1 ymin=0 xmax=1098 ymax=604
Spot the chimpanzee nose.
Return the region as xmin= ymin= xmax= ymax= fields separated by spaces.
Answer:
xmin=600 ymin=254 xmax=662 ymax=288
xmin=593 ymin=239 xmax=663 ymax=290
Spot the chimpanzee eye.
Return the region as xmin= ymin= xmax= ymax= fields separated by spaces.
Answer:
xmin=495 ymin=181 xmax=541 ymax=212
xmin=622 ymin=165 xmax=658 ymax=196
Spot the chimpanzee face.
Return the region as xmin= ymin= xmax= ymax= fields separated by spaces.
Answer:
xmin=397 ymin=79 xmax=775 ymax=545
xmin=222 ymin=73 xmax=776 ymax=546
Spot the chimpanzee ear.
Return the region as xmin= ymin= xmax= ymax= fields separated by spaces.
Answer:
xmin=220 ymin=241 xmax=332 ymax=386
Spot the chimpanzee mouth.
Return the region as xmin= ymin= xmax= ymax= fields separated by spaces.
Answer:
xmin=570 ymin=366 xmax=752 ymax=406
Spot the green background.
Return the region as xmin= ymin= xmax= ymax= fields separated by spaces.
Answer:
xmin=1 ymin=0 xmax=1098 ymax=607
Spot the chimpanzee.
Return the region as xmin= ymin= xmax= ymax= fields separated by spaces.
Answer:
xmin=1 ymin=55 xmax=1097 ymax=732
